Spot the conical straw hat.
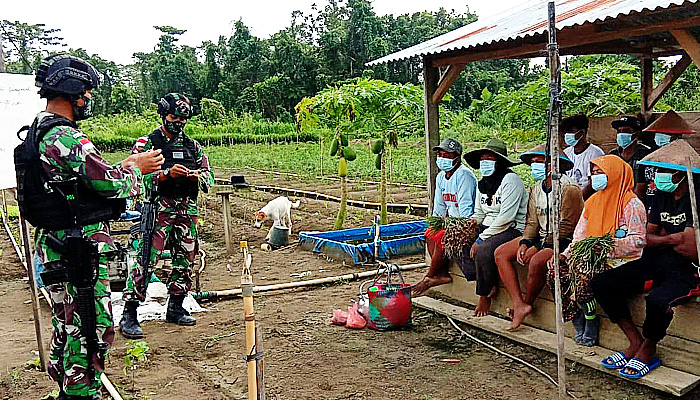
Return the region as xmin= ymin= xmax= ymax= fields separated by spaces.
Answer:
xmin=638 ymin=139 xmax=700 ymax=174
xmin=643 ymin=110 xmax=696 ymax=134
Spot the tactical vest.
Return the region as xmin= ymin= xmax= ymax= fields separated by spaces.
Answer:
xmin=149 ymin=129 xmax=200 ymax=198
xmin=14 ymin=115 xmax=125 ymax=231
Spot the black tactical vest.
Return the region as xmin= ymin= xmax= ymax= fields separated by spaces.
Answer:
xmin=149 ymin=129 xmax=200 ymax=198
xmin=14 ymin=116 xmax=125 ymax=231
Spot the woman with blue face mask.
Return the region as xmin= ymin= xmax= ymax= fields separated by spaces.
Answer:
xmin=462 ymin=138 xmax=528 ymax=317
xmin=414 ymin=137 xmax=478 ymax=296
xmin=549 ymin=155 xmax=647 ymax=347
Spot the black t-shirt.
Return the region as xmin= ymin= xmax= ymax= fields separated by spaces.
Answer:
xmin=648 ymin=190 xmax=697 ymax=234
xmin=610 ymin=143 xmax=654 ymax=185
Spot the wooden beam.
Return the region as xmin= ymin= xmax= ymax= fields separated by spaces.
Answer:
xmin=671 ymin=29 xmax=700 ymax=67
xmin=641 ymin=57 xmax=654 ymax=115
xmin=431 ymin=64 xmax=466 ymax=104
xmin=433 ymin=14 xmax=700 ymax=67
xmin=423 ymin=57 xmax=440 ymax=216
xmin=647 ymin=53 xmax=692 ymax=110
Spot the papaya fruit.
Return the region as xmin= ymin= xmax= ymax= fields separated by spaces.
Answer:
xmin=340 ymin=134 xmax=349 ymax=147
xmin=371 ymin=139 xmax=384 ymax=155
xmin=338 ymin=157 xmax=348 ymax=177
xmin=330 ymin=139 xmax=339 ymax=156
xmin=342 ymin=147 xmax=357 ymax=161
xmin=375 ymin=153 xmax=382 ymax=170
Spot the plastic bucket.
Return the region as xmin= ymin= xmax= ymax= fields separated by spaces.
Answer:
xmin=269 ymin=226 xmax=290 ymax=248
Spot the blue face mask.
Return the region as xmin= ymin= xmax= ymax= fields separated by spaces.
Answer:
xmin=436 ymin=156 xmax=455 ymax=172
xmin=655 ymin=172 xmax=683 ymax=193
xmin=616 ymin=133 xmax=635 ymax=149
xmin=480 ymin=159 xmax=496 ymax=177
xmin=531 ymin=162 xmax=547 ymax=181
xmin=655 ymin=133 xmax=672 ymax=147
xmin=591 ymin=174 xmax=608 ymax=191
xmin=564 ymin=133 xmax=580 ymax=147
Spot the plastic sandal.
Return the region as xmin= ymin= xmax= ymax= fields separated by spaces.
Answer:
xmin=601 ymin=352 xmax=628 ymax=369
xmin=619 ymin=357 xmax=661 ymax=379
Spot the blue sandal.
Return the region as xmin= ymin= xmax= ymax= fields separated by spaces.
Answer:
xmin=619 ymin=357 xmax=661 ymax=379
xmin=601 ymin=351 xmax=628 ymax=369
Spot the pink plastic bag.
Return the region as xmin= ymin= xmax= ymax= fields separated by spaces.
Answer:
xmin=345 ymin=302 xmax=366 ymax=329
xmin=331 ymin=309 xmax=348 ymax=326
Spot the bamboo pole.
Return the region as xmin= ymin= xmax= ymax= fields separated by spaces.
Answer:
xmin=319 ymin=137 xmax=324 ymax=177
xmin=685 ymin=157 xmax=700 ymax=263
xmin=546 ymin=2 xmax=567 ymax=398
xmin=192 ymin=263 xmax=426 ymax=300
xmin=241 ymin=241 xmax=257 ymax=400
xmin=255 ymin=323 xmax=265 ymax=400
xmin=19 ymin=215 xmax=48 ymax=372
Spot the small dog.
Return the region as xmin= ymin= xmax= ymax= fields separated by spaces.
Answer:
xmin=254 ymin=196 xmax=301 ymax=239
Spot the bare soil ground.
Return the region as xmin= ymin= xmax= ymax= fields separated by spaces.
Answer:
xmin=0 ymin=172 xmax=694 ymax=400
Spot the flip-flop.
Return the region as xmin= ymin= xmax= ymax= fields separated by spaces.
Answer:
xmin=601 ymin=351 xmax=628 ymax=369
xmin=619 ymin=357 xmax=661 ymax=379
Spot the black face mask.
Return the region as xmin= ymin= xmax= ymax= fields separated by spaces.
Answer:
xmin=164 ymin=119 xmax=185 ymax=135
xmin=72 ymin=94 xmax=95 ymax=121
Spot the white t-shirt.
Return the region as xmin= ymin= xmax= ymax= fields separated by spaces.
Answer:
xmin=564 ymin=143 xmax=605 ymax=189
xmin=433 ymin=165 xmax=477 ymax=218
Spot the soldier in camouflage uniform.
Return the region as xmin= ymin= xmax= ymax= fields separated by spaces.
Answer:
xmin=17 ymin=55 xmax=163 ymax=400
xmin=120 ymin=93 xmax=214 ymax=337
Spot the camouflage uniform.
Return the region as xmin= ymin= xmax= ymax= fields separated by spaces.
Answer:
xmin=123 ymin=129 xmax=214 ymax=301
xmin=33 ymin=112 xmax=143 ymax=397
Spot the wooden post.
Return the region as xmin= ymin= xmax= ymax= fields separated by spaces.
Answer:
xmin=685 ymin=158 xmax=700 ymax=265
xmin=0 ymin=33 xmax=5 ymax=73
xmin=319 ymin=136 xmax=324 ymax=177
xmin=423 ymin=57 xmax=440 ymax=216
xmin=222 ymin=194 xmax=233 ymax=254
xmin=255 ymin=323 xmax=265 ymax=400
xmin=241 ymin=241 xmax=257 ymax=400
xmin=19 ymin=216 xmax=48 ymax=372
xmin=546 ymin=2 xmax=567 ymax=398
xmin=640 ymin=57 xmax=653 ymax=116
xmin=671 ymin=29 xmax=700 ymax=67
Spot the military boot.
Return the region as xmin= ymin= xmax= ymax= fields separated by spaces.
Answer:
xmin=119 ymin=301 xmax=143 ymax=339
xmin=165 ymin=295 xmax=196 ymax=326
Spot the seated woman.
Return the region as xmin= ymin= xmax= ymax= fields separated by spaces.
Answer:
xmin=462 ymin=138 xmax=528 ymax=317
xmin=593 ymin=139 xmax=700 ymax=379
xmin=494 ymin=145 xmax=584 ymax=331
xmin=549 ymin=155 xmax=647 ymax=346
xmin=413 ymin=137 xmax=477 ymax=296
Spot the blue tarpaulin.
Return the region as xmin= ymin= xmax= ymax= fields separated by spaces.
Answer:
xmin=299 ymin=220 xmax=427 ymax=265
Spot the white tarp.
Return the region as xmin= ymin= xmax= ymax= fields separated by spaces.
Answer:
xmin=111 ymin=282 xmax=207 ymax=324
xmin=0 ymin=73 xmax=45 ymax=189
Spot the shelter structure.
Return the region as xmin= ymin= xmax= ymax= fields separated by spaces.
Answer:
xmin=369 ymin=0 xmax=700 ymax=395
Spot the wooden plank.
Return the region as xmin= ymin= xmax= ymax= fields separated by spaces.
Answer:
xmin=423 ymin=58 xmax=440 ymax=216
xmin=433 ymin=15 xmax=700 ymax=67
xmin=413 ymin=296 xmax=700 ymax=397
xmin=433 ymin=275 xmax=700 ymax=375
xmin=221 ymin=194 xmax=233 ymax=254
xmin=671 ymin=29 xmax=700 ymax=68
xmin=647 ymin=54 xmax=692 ymax=110
xmin=641 ymin=57 xmax=654 ymax=115
xmin=431 ymin=64 xmax=466 ymax=104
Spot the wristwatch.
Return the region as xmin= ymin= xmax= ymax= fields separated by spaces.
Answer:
xmin=162 ymin=168 xmax=170 ymax=178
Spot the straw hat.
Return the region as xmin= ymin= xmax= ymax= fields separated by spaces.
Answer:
xmin=637 ymin=139 xmax=700 ymax=174
xmin=463 ymin=138 xmax=520 ymax=169
xmin=643 ymin=110 xmax=696 ymax=134
xmin=519 ymin=144 xmax=574 ymax=172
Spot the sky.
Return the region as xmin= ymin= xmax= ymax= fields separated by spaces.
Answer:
xmin=3 ymin=0 xmax=525 ymax=65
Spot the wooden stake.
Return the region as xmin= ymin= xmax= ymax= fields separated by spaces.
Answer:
xmin=255 ymin=323 xmax=265 ymax=400
xmin=19 ymin=215 xmax=48 ymax=372
xmin=685 ymin=157 xmax=700 ymax=264
xmin=222 ymin=194 xmax=233 ymax=254
xmin=319 ymin=137 xmax=324 ymax=177
xmin=546 ymin=2 xmax=567 ymax=398
xmin=241 ymin=241 xmax=257 ymax=400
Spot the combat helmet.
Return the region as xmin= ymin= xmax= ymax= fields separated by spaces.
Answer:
xmin=157 ymin=93 xmax=193 ymax=119
xmin=35 ymin=54 xmax=100 ymax=97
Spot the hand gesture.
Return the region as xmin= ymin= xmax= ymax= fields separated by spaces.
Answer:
xmin=516 ymin=244 xmax=528 ymax=265
xmin=169 ymin=164 xmax=189 ymax=178
xmin=123 ymin=149 xmax=164 ymax=175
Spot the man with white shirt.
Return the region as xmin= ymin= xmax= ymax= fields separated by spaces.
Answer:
xmin=562 ymin=114 xmax=605 ymax=200
xmin=413 ymin=137 xmax=477 ymax=295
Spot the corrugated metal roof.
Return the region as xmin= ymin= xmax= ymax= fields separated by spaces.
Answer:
xmin=367 ymin=0 xmax=697 ymax=65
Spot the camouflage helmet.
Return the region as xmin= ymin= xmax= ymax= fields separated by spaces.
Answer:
xmin=157 ymin=93 xmax=193 ymax=118
xmin=35 ymin=54 xmax=100 ymax=97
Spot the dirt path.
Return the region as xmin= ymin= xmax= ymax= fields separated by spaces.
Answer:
xmin=0 ymin=176 xmax=688 ymax=399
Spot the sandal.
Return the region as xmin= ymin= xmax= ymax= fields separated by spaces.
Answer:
xmin=601 ymin=351 xmax=628 ymax=369
xmin=619 ymin=357 xmax=661 ymax=379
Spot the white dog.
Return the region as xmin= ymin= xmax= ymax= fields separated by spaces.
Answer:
xmin=254 ymin=196 xmax=301 ymax=239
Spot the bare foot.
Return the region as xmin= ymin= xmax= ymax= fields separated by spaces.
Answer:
xmin=412 ymin=275 xmax=452 ymax=297
xmin=506 ymin=303 xmax=532 ymax=331
xmin=474 ymin=296 xmax=491 ymax=317
xmin=412 ymin=278 xmax=431 ymax=296
xmin=506 ymin=308 xmax=514 ymax=318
